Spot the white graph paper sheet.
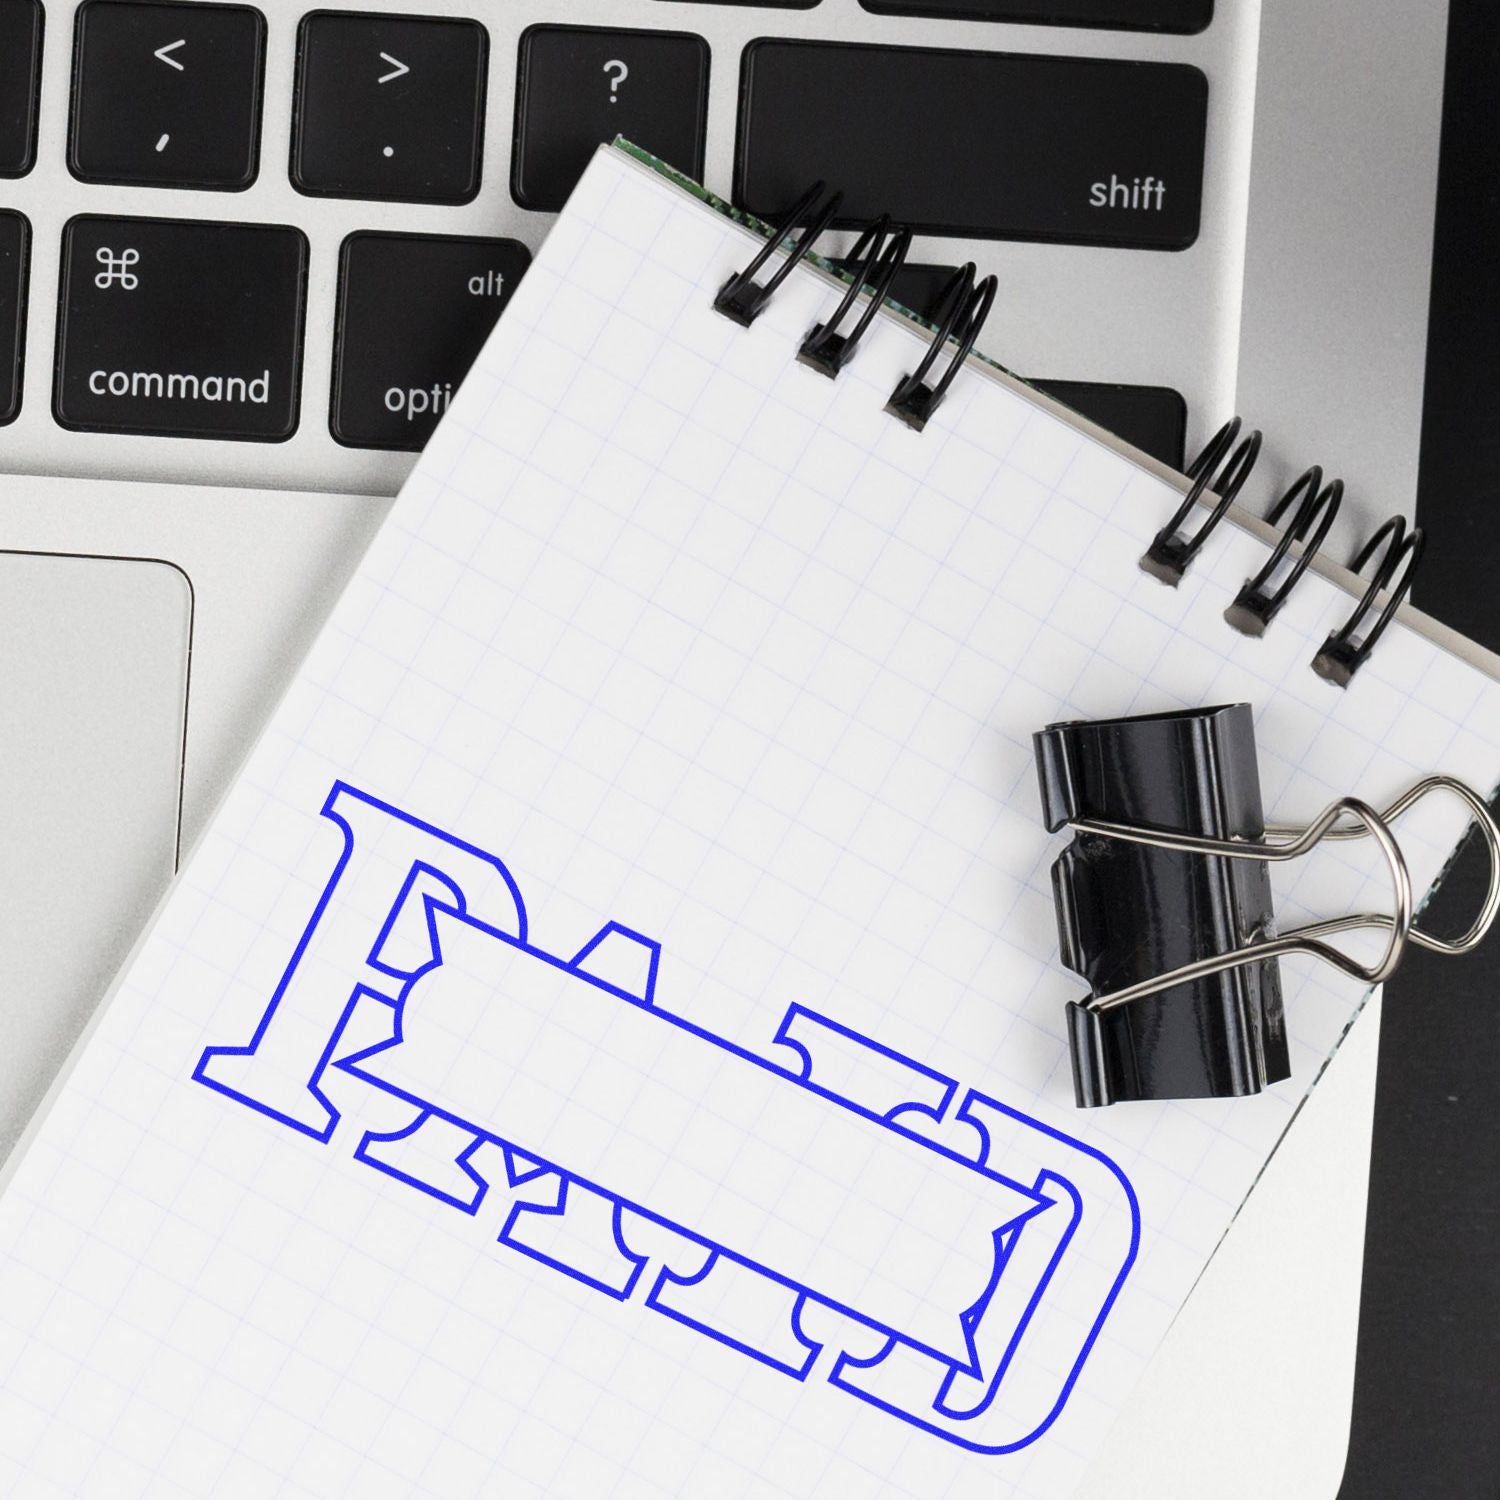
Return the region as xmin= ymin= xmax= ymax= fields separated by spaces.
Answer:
xmin=2 ymin=144 xmax=1498 ymax=1500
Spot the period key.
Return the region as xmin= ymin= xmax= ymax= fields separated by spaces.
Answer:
xmin=292 ymin=12 xmax=488 ymax=203
xmin=55 ymin=216 xmax=308 ymax=440
xmin=331 ymin=231 xmax=530 ymax=450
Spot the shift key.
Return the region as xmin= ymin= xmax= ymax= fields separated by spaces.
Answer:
xmin=737 ymin=42 xmax=1208 ymax=250
xmin=56 ymin=216 xmax=308 ymax=440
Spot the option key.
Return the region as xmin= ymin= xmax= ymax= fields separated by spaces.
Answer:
xmin=331 ymin=231 xmax=530 ymax=450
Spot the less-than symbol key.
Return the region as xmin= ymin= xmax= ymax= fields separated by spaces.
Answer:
xmin=70 ymin=2 xmax=266 ymax=189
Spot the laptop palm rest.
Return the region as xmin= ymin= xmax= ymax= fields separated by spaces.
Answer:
xmin=0 ymin=551 xmax=191 ymax=1159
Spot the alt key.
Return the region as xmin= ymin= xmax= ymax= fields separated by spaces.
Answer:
xmin=331 ymin=230 xmax=530 ymax=450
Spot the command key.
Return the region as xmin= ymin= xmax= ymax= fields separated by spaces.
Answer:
xmin=55 ymin=216 xmax=308 ymax=441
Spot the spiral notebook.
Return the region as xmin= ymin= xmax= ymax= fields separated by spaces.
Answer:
xmin=3 ymin=141 xmax=1499 ymax=1500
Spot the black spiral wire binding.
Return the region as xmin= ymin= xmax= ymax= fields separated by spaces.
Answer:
xmin=1140 ymin=417 xmax=1263 ymax=585
xmin=1312 ymin=516 xmax=1426 ymax=687
xmin=797 ymin=216 xmax=912 ymax=378
xmin=1224 ymin=466 xmax=1344 ymax=636
xmin=1135 ymin=414 xmax=1426 ymax=684
xmin=884 ymin=264 xmax=999 ymax=432
xmin=715 ymin=185 xmax=996 ymax=430
xmin=717 ymin=188 xmax=1427 ymax=684
xmin=714 ymin=182 xmax=842 ymax=328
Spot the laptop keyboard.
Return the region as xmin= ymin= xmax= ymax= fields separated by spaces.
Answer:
xmin=0 ymin=0 xmax=1231 ymax=484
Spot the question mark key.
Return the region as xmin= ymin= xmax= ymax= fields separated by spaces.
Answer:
xmin=514 ymin=26 xmax=710 ymax=213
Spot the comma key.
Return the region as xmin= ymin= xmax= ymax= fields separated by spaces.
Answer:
xmin=331 ymin=231 xmax=530 ymax=451
xmin=69 ymin=1 xmax=266 ymax=189
xmin=55 ymin=216 xmax=307 ymax=441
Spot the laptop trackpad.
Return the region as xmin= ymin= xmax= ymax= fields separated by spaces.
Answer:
xmin=0 ymin=551 xmax=191 ymax=1159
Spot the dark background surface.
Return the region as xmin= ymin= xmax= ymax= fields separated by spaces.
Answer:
xmin=1339 ymin=1 xmax=1500 ymax=1494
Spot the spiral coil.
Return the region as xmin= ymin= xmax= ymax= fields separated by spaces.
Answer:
xmin=715 ymin=185 xmax=996 ymax=430
xmin=1140 ymin=417 xmax=1263 ymax=585
xmin=1224 ymin=466 xmax=1343 ymax=636
xmin=1141 ymin=418 xmax=1426 ymax=684
xmin=714 ymin=181 xmax=843 ymax=329
xmin=885 ymin=264 xmax=998 ymax=433
xmin=798 ymin=216 xmax=912 ymax=378
xmin=714 ymin=184 xmax=1424 ymax=685
xmin=1312 ymin=517 xmax=1425 ymax=686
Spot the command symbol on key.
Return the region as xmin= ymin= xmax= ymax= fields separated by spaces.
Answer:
xmin=93 ymin=246 xmax=139 ymax=290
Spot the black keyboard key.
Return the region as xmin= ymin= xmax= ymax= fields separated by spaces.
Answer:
xmin=0 ymin=211 xmax=28 ymax=424
xmin=55 ymin=216 xmax=307 ymax=440
xmin=513 ymin=26 xmax=709 ymax=212
xmin=292 ymin=12 xmax=487 ymax=203
xmin=857 ymin=261 xmax=961 ymax=322
xmin=845 ymin=260 xmax=1189 ymax=465
xmin=69 ymin=1 xmax=265 ymax=190
xmin=858 ymin=0 xmax=1212 ymax=33
xmin=0 ymin=0 xmax=43 ymax=177
xmin=1030 ymin=379 xmax=1187 ymax=469
xmin=737 ymin=42 xmax=1207 ymax=249
xmin=332 ymin=231 xmax=529 ymax=450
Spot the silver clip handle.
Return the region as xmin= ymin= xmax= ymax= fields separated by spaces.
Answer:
xmin=1067 ymin=775 xmax=1500 ymax=1014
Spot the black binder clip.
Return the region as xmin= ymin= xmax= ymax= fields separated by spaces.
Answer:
xmin=1034 ymin=705 xmax=1500 ymax=1107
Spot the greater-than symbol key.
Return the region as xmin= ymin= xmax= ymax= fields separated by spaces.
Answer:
xmin=292 ymin=13 xmax=488 ymax=203
xmin=377 ymin=51 xmax=409 ymax=84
